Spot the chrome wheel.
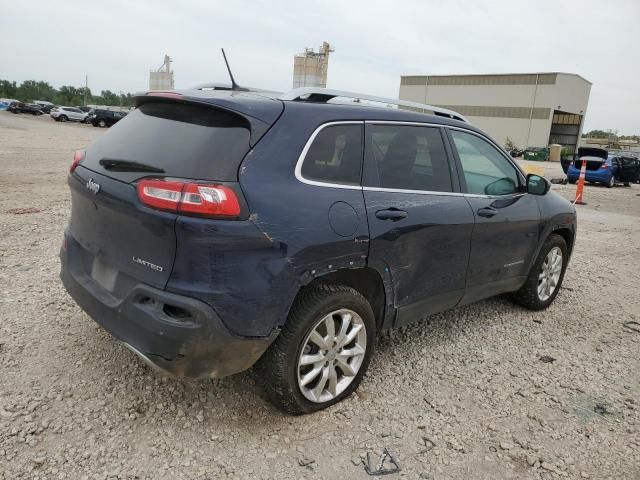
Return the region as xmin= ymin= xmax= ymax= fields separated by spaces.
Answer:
xmin=537 ymin=247 xmax=563 ymax=301
xmin=297 ymin=309 xmax=367 ymax=403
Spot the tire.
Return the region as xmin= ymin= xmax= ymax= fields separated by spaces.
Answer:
xmin=98 ymin=119 xmax=107 ymax=127
xmin=59 ymin=115 xmax=68 ymax=122
xmin=256 ymin=284 xmax=376 ymax=415
xmin=568 ymin=179 xmax=576 ymax=184
xmin=624 ymin=182 xmax=630 ymax=187
xmin=511 ymin=234 xmax=568 ymax=311
xmin=606 ymin=176 xmax=615 ymax=188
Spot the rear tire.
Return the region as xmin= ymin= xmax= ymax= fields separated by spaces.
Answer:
xmin=568 ymin=179 xmax=576 ymax=184
xmin=607 ymin=176 xmax=615 ymax=188
xmin=511 ymin=234 xmax=568 ymax=311
xmin=256 ymin=284 xmax=376 ymax=415
xmin=98 ymin=119 xmax=107 ymax=127
xmin=59 ymin=115 xmax=68 ymax=122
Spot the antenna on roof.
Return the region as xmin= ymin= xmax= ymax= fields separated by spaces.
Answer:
xmin=221 ymin=48 xmax=248 ymax=91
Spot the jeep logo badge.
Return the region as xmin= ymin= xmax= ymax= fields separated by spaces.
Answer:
xmin=86 ymin=178 xmax=100 ymax=195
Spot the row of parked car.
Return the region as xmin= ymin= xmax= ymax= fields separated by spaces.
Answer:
xmin=3 ymin=101 xmax=127 ymax=127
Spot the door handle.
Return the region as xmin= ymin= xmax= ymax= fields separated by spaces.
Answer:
xmin=477 ymin=207 xmax=498 ymax=218
xmin=375 ymin=208 xmax=408 ymax=221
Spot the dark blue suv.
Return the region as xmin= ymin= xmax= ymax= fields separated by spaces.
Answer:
xmin=60 ymin=87 xmax=577 ymax=414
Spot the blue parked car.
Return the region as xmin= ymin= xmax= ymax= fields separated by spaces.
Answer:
xmin=567 ymin=147 xmax=618 ymax=188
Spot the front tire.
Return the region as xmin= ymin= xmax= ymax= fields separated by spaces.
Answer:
xmin=256 ymin=284 xmax=376 ymax=415
xmin=511 ymin=234 xmax=568 ymax=310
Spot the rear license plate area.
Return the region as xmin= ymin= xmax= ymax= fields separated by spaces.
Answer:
xmin=91 ymin=257 xmax=118 ymax=292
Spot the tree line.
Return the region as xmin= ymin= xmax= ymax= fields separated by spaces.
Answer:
xmin=0 ymin=79 xmax=134 ymax=107
xmin=582 ymin=129 xmax=639 ymax=142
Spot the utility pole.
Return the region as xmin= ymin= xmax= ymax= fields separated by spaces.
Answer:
xmin=84 ymin=75 xmax=88 ymax=106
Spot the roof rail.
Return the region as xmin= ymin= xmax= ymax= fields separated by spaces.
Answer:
xmin=278 ymin=87 xmax=468 ymax=122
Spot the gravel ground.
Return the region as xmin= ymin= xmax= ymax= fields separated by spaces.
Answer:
xmin=1 ymin=113 xmax=639 ymax=480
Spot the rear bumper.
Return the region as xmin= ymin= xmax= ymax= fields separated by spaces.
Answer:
xmin=566 ymin=166 xmax=612 ymax=183
xmin=59 ymin=231 xmax=277 ymax=379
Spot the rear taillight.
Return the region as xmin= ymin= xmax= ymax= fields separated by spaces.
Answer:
xmin=600 ymin=163 xmax=608 ymax=169
xmin=136 ymin=179 xmax=184 ymax=211
xmin=136 ymin=179 xmax=241 ymax=217
xmin=70 ymin=150 xmax=85 ymax=173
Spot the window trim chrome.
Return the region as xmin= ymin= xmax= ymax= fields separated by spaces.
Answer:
xmin=294 ymin=121 xmax=364 ymax=190
xmin=362 ymin=186 xmax=464 ymax=197
xmin=294 ymin=120 xmax=528 ymax=199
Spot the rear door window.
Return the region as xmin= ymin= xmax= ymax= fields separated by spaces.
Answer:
xmin=300 ymin=124 xmax=363 ymax=186
xmin=364 ymin=124 xmax=453 ymax=192
xmin=81 ymin=101 xmax=251 ymax=182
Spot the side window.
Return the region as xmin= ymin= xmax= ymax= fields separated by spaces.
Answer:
xmin=365 ymin=125 xmax=452 ymax=192
xmin=450 ymin=130 xmax=520 ymax=196
xmin=300 ymin=124 xmax=363 ymax=186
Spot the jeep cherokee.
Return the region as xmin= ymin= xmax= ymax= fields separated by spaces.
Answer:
xmin=60 ymin=87 xmax=577 ymax=414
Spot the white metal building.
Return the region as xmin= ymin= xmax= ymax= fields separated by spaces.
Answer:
xmin=399 ymin=72 xmax=591 ymax=153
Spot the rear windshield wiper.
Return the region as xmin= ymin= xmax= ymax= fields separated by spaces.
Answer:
xmin=99 ymin=159 xmax=165 ymax=173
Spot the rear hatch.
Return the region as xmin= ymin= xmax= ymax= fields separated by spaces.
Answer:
xmin=67 ymin=95 xmax=281 ymax=291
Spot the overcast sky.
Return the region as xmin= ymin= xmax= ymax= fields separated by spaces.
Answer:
xmin=2 ymin=0 xmax=638 ymax=133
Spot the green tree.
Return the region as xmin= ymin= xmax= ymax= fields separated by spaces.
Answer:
xmin=582 ymin=129 xmax=609 ymax=138
xmin=100 ymin=90 xmax=119 ymax=105
xmin=0 ymin=79 xmax=18 ymax=99
xmin=504 ymin=137 xmax=516 ymax=150
xmin=16 ymin=80 xmax=57 ymax=102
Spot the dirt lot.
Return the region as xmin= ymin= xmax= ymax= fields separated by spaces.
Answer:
xmin=1 ymin=113 xmax=639 ymax=480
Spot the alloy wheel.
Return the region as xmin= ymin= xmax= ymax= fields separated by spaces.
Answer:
xmin=297 ymin=309 xmax=367 ymax=403
xmin=537 ymin=246 xmax=563 ymax=301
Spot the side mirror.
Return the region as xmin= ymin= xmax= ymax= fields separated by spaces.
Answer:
xmin=526 ymin=174 xmax=550 ymax=195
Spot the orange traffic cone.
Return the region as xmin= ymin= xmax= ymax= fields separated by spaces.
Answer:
xmin=573 ymin=159 xmax=587 ymax=205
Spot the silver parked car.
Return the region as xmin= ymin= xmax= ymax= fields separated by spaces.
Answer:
xmin=50 ymin=106 xmax=87 ymax=123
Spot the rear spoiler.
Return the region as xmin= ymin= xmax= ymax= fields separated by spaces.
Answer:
xmin=134 ymin=91 xmax=283 ymax=146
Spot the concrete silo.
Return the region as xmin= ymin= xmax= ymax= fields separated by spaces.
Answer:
xmin=293 ymin=42 xmax=333 ymax=88
xmin=149 ymin=55 xmax=174 ymax=91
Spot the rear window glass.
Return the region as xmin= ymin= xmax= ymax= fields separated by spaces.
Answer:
xmin=300 ymin=124 xmax=363 ymax=186
xmin=83 ymin=102 xmax=251 ymax=182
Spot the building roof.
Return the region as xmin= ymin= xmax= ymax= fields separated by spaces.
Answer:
xmin=400 ymin=72 xmax=592 ymax=86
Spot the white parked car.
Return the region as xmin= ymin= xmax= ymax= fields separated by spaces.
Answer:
xmin=50 ymin=107 xmax=87 ymax=123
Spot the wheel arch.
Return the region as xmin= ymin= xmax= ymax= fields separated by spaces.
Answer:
xmin=550 ymin=226 xmax=575 ymax=256
xmin=290 ymin=267 xmax=389 ymax=332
